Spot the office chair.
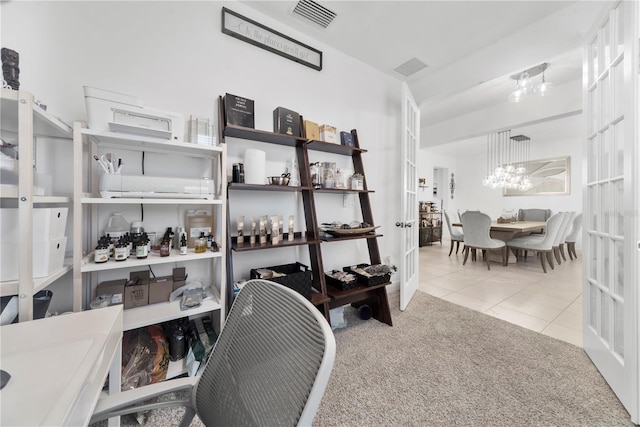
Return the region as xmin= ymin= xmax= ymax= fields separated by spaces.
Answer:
xmin=90 ymin=279 xmax=336 ymax=426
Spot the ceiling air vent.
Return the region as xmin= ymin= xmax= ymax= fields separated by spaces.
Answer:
xmin=394 ymin=58 xmax=428 ymax=78
xmin=292 ymin=0 xmax=337 ymax=29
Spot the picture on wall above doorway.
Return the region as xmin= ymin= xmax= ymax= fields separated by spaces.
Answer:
xmin=503 ymin=156 xmax=570 ymax=196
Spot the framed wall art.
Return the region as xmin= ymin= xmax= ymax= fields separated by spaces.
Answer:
xmin=503 ymin=156 xmax=571 ymax=196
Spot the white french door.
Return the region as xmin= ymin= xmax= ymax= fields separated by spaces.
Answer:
xmin=583 ymin=1 xmax=639 ymax=423
xmin=399 ymin=82 xmax=420 ymax=311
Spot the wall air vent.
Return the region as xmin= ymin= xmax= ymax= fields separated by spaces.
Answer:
xmin=292 ymin=0 xmax=337 ymax=29
xmin=393 ymin=58 xmax=428 ymax=78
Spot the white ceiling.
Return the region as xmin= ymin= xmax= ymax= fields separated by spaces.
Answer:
xmin=240 ymin=0 xmax=607 ymax=147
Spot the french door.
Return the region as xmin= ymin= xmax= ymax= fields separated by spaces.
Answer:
xmin=399 ymin=82 xmax=420 ymax=311
xmin=583 ymin=1 xmax=639 ymax=423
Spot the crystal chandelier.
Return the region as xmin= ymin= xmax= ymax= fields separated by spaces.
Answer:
xmin=482 ymin=130 xmax=532 ymax=191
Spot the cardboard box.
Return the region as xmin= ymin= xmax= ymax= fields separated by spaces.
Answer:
xmin=319 ymin=125 xmax=337 ymax=143
xmin=304 ymin=120 xmax=320 ymax=140
xmin=149 ymin=275 xmax=173 ymax=304
xmin=125 ymin=270 xmax=150 ymax=309
xmin=96 ymin=279 xmax=126 ymax=305
xmin=173 ymin=267 xmax=188 ymax=291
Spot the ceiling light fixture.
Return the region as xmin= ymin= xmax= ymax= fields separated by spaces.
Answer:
xmin=508 ymin=63 xmax=551 ymax=102
xmin=482 ymin=130 xmax=532 ymax=191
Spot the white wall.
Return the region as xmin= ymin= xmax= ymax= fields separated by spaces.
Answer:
xmin=1 ymin=1 xmax=403 ymax=311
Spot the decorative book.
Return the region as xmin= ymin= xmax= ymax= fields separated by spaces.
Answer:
xmin=224 ymin=93 xmax=255 ymax=128
xmin=340 ymin=131 xmax=355 ymax=147
xmin=304 ymin=120 xmax=320 ymax=140
xmin=319 ymin=124 xmax=337 ymax=144
xmin=273 ymin=106 xmax=301 ymax=137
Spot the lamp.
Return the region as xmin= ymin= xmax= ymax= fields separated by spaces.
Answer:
xmin=508 ymin=63 xmax=551 ymax=102
xmin=482 ymin=130 xmax=532 ymax=191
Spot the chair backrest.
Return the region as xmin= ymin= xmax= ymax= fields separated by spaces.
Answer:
xmin=194 ymin=279 xmax=336 ymax=426
xmin=443 ymin=211 xmax=460 ymax=236
xmin=565 ymin=213 xmax=583 ymax=243
xmin=533 ymin=212 xmax=566 ymax=250
xmin=518 ymin=208 xmax=552 ymax=222
xmin=460 ymin=211 xmax=493 ymax=247
xmin=558 ymin=211 xmax=576 ymax=243
xmin=552 ymin=212 xmax=571 ymax=246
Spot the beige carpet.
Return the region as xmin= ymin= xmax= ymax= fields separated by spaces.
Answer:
xmin=98 ymin=290 xmax=633 ymax=426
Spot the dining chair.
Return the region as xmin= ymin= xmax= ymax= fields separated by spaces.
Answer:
xmin=506 ymin=212 xmax=565 ymax=273
xmin=556 ymin=211 xmax=576 ymax=262
xmin=460 ymin=211 xmax=506 ymax=270
xmin=444 ymin=211 xmax=464 ymax=256
xmin=90 ymin=279 xmax=336 ymax=427
xmin=564 ymin=213 xmax=583 ymax=260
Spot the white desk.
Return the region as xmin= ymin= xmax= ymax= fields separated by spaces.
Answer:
xmin=0 ymin=306 xmax=122 ymax=426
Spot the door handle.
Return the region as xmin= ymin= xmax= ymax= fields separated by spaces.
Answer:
xmin=395 ymin=222 xmax=412 ymax=228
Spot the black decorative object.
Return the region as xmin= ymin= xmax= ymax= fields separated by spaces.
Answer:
xmin=221 ymin=7 xmax=322 ymax=71
xmin=273 ymin=106 xmax=301 ymax=137
xmin=223 ymin=93 xmax=255 ymax=128
xmin=1 ymin=48 xmax=19 ymax=90
xmin=450 ymin=173 xmax=455 ymax=199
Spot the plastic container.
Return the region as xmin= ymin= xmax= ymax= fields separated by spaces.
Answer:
xmin=104 ymin=213 xmax=130 ymax=241
xmin=186 ymin=210 xmax=212 ymax=248
xmin=0 ymin=237 xmax=67 ymax=281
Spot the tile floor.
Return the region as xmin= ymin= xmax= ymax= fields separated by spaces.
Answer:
xmin=418 ymin=239 xmax=583 ymax=347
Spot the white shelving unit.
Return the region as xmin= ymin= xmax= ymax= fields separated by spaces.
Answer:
xmin=73 ymin=122 xmax=227 ymax=398
xmin=0 ymin=89 xmax=74 ymax=321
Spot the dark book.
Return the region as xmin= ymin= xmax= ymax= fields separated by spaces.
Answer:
xmin=223 ymin=93 xmax=255 ymax=128
xmin=273 ymin=107 xmax=301 ymax=137
xmin=340 ymin=131 xmax=355 ymax=147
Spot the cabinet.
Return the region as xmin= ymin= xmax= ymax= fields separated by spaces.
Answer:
xmin=221 ymin=97 xmax=392 ymax=326
xmin=72 ymin=122 xmax=227 ymax=385
xmin=0 ymin=89 xmax=74 ymax=322
xmin=419 ymin=209 xmax=442 ymax=246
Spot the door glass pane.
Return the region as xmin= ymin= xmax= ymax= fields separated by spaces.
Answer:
xmin=601 ymin=72 xmax=611 ymax=126
xmin=589 ymin=86 xmax=599 ymax=134
xmin=600 ymin=127 xmax=611 ymax=179
xmin=590 ymin=36 xmax=599 ymax=85
xmin=614 ymin=239 xmax=624 ymax=296
xmin=613 ymin=61 xmax=625 ymax=119
xmin=614 ymin=2 xmax=624 ymax=57
xmin=603 ymin=237 xmax=611 ymax=290
xmin=601 ymin=291 xmax=609 ymax=342
xmin=588 ymin=136 xmax=598 ymax=182
xmin=589 ymin=282 xmax=598 ymax=329
xmin=589 ymin=185 xmax=599 ymax=231
xmin=589 ymin=235 xmax=598 ymax=280
xmin=613 ymin=119 xmax=624 ymax=176
xmin=614 ymin=179 xmax=624 ymax=236
xmin=602 ymin=18 xmax=611 ymax=67
xmin=614 ymin=298 xmax=624 ymax=357
xmin=600 ymin=183 xmax=609 ymax=233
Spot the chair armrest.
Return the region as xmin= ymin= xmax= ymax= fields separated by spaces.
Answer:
xmin=92 ymin=376 xmax=197 ymax=422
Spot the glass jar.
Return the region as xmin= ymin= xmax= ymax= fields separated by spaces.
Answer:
xmin=351 ymin=173 xmax=364 ymax=190
xmin=321 ymin=162 xmax=336 ymax=188
xmin=310 ymin=162 xmax=322 ymax=188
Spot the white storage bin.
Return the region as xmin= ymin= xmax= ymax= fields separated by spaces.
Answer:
xmin=0 ymin=236 xmax=67 ymax=281
xmin=83 ymin=86 xmax=144 ymax=131
xmin=1 ymin=208 xmax=68 ymax=241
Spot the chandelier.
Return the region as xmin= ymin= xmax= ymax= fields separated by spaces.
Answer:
xmin=508 ymin=63 xmax=553 ymax=103
xmin=482 ymin=130 xmax=532 ymax=191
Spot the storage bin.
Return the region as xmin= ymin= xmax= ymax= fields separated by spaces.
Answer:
xmin=0 ymin=236 xmax=67 ymax=281
xmin=250 ymin=262 xmax=312 ymax=299
xmin=343 ymin=263 xmax=391 ymax=287
xmin=1 ymin=208 xmax=68 ymax=241
xmin=325 ymin=270 xmax=357 ymax=291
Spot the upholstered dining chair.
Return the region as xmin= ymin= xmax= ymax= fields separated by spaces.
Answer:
xmin=556 ymin=211 xmax=576 ymax=262
xmin=506 ymin=212 xmax=565 ymax=273
xmin=90 ymin=279 xmax=336 ymax=427
xmin=564 ymin=213 xmax=583 ymax=260
xmin=444 ymin=211 xmax=464 ymax=256
xmin=460 ymin=211 xmax=506 ymax=270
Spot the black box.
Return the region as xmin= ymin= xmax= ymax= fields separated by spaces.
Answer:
xmin=273 ymin=107 xmax=301 ymax=137
xmin=343 ymin=263 xmax=391 ymax=287
xmin=223 ymin=93 xmax=255 ymax=128
xmin=340 ymin=131 xmax=355 ymax=147
xmin=325 ymin=270 xmax=357 ymax=291
xmin=250 ymin=262 xmax=312 ymax=299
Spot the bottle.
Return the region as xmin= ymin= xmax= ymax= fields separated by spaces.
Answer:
xmin=180 ymin=234 xmax=188 ymax=255
xmin=136 ymin=233 xmax=149 ymax=259
xmin=287 ymin=156 xmax=300 ymax=186
xmin=186 ymin=210 xmax=213 ymax=248
xmin=94 ymin=239 xmax=109 ymax=263
xmin=130 ymin=221 xmax=144 ymax=251
xmin=207 ymin=234 xmax=213 ymax=250
xmin=160 ymin=237 xmax=171 ymax=257
xmin=195 ymin=232 xmax=207 ymax=253
xmin=114 ymin=238 xmax=128 ymax=261
xmin=105 ymin=213 xmax=130 ymax=244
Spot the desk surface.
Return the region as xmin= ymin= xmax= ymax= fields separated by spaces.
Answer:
xmin=0 ymin=306 xmax=122 ymax=427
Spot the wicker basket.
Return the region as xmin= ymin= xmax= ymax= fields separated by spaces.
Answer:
xmin=343 ymin=263 xmax=391 ymax=287
xmin=325 ymin=270 xmax=357 ymax=291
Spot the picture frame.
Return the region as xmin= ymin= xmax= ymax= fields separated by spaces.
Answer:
xmin=221 ymin=7 xmax=323 ymax=71
xmin=503 ymin=156 xmax=571 ymax=196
